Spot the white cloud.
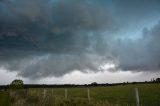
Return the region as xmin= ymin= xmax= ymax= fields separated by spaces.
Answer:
xmin=25 ymin=70 xmax=160 ymax=84
xmin=0 ymin=67 xmax=18 ymax=85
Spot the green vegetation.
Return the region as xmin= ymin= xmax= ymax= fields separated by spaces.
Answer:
xmin=10 ymin=79 xmax=24 ymax=89
xmin=0 ymin=83 xmax=160 ymax=106
xmin=0 ymin=90 xmax=11 ymax=106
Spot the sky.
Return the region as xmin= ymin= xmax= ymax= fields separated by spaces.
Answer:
xmin=0 ymin=0 xmax=160 ymax=84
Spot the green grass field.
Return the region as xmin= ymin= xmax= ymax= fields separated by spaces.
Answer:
xmin=0 ymin=83 xmax=160 ymax=106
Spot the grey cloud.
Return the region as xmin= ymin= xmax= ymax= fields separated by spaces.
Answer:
xmin=19 ymin=54 xmax=108 ymax=79
xmin=1 ymin=53 xmax=110 ymax=79
xmin=0 ymin=0 xmax=111 ymax=52
xmin=112 ymin=21 xmax=160 ymax=71
xmin=0 ymin=0 xmax=112 ymax=79
xmin=0 ymin=0 xmax=160 ymax=79
xmin=113 ymin=0 xmax=160 ymax=18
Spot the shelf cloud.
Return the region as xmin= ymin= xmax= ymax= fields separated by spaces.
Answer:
xmin=0 ymin=0 xmax=160 ymax=79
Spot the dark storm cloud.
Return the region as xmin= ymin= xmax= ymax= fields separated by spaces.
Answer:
xmin=0 ymin=0 xmax=112 ymax=78
xmin=0 ymin=0 xmax=111 ymax=52
xmin=112 ymin=0 xmax=160 ymax=18
xmin=107 ymin=0 xmax=160 ymax=71
xmin=0 ymin=0 xmax=160 ymax=79
xmin=111 ymin=21 xmax=160 ymax=71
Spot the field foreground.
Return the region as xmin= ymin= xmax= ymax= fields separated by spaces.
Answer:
xmin=0 ymin=83 xmax=160 ymax=106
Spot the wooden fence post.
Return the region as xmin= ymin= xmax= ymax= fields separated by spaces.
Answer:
xmin=25 ymin=88 xmax=28 ymax=97
xmin=135 ymin=88 xmax=140 ymax=106
xmin=65 ymin=89 xmax=67 ymax=99
xmin=43 ymin=89 xmax=46 ymax=99
xmin=87 ymin=89 xmax=90 ymax=103
xmin=52 ymin=89 xmax=54 ymax=96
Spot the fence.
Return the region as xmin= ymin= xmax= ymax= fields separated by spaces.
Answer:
xmin=2 ymin=87 xmax=142 ymax=106
xmin=40 ymin=88 xmax=140 ymax=106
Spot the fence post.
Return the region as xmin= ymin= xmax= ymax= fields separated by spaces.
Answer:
xmin=52 ymin=89 xmax=54 ymax=96
xmin=43 ymin=89 xmax=46 ymax=99
xmin=65 ymin=89 xmax=67 ymax=99
xmin=135 ymin=88 xmax=140 ymax=106
xmin=25 ymin=88 xmax=28 ymax=97
xmin=87 ymin=89 xmax=90 ymax=103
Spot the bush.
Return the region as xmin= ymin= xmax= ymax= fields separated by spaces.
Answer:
xmin=10 ymin=79 xmax=24 ymax=89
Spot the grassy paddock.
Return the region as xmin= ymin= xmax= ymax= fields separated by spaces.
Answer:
xmin=0 ymin=83 xmax=160 ymax=106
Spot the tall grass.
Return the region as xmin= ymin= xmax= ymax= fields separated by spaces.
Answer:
xmin=0 ymin=83 xmax=160 ymax=106
xmin=0 ymin=90 xmax=11 ymax=106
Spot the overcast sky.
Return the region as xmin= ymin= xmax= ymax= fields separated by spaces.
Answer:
xmin=0 ymin=0 xmax=160 ymax=84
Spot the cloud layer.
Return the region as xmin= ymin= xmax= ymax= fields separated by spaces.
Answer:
xmin=0 ymin=0 xmax=160 ymax=79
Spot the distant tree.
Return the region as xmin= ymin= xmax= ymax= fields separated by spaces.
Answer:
xmin=91 ymin=82 xmax=98 ymax=86
xmin=156 ymin=78 xmax=160 ymax=82
xmin=145 ymin=81 xmax=148 ymax=83
xmin=10 ymin=79 xmax=24 ymax=89
xmin=132 ymin=82 xmax=137 ymax=84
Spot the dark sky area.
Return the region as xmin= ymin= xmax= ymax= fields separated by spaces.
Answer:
xmin=0 ymin=0 xmax=160 ymax=83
